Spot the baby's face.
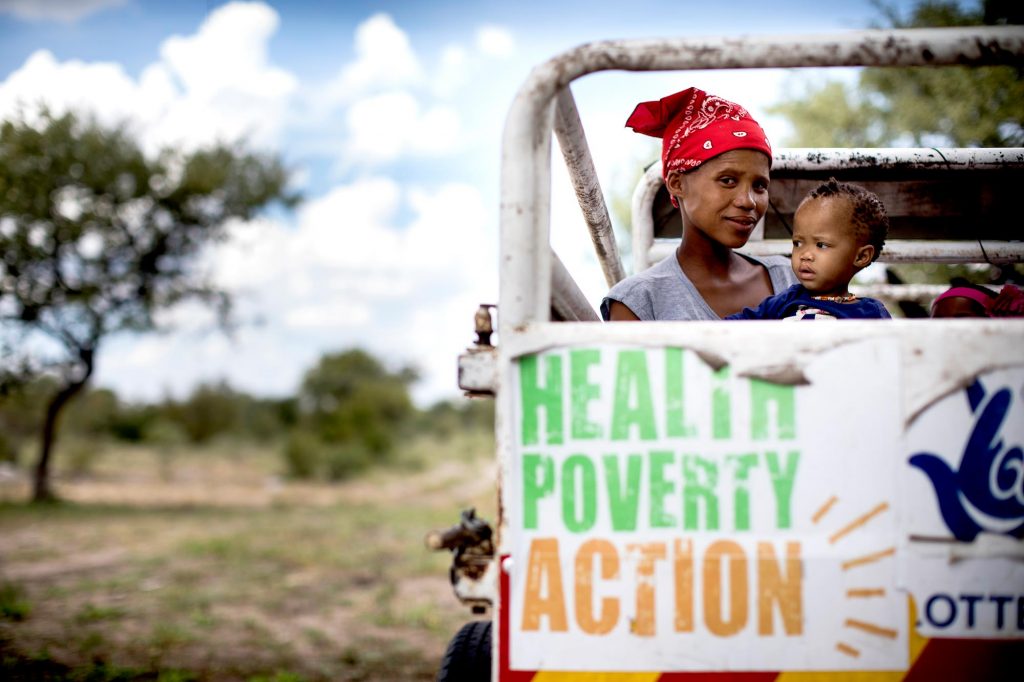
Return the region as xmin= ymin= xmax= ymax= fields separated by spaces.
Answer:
xmin=790 ymin=197 xmax=865 ymax=297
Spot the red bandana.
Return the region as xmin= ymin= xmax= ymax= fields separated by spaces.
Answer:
xmin=626 ymin=87 xmax=772 ymax=179
xmin=931 ymin=286 xmax=995 ymax=317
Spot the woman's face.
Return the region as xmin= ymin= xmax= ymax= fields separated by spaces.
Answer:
xmin=667 ymin=149 xmax=770 ymax=249
xmin=932 ymin=296 xmax=989 ymax=318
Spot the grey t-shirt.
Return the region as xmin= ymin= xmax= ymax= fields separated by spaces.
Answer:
xmin=600 ymin=253 xmax=797 ymax=321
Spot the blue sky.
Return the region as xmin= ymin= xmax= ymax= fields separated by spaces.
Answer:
xmin=0 ymin=0 xmax=922 ymax=404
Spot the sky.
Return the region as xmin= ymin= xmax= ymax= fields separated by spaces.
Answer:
xmin=0 ymin=0 xmax=922 ymax=405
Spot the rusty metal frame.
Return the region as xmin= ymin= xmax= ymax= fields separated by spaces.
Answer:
xmin=553 ymin=88 xmax=626 ymax=288
xmin=500 ymin=26 xmax=1024 ymax=330
xmin=633 ymin=149 xmax=1024 ymax=272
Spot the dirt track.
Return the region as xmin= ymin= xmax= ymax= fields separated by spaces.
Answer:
xmin=0 ymin=442 xmax=497 ymax=681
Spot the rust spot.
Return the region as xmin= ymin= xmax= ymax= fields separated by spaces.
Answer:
xmin=694 ymin=349 xmax=728 ymax=371
xmin=746 ymin=365 xmax=811 ymax=386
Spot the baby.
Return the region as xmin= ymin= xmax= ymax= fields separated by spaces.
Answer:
xmin=727 ymin=179 xmax=891 ymax=320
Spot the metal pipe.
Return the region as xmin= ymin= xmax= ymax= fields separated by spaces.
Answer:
xmin=553 ymin=87 xmax=626 ymax=288
xmin=850 ymin=283 xmax=950 ymax=302
xmin=631 ymin=165 xmax=662 ymax=273
xmin=501 ymin=96 xmax=555 ymax=329
xmin=773 ymin=147 xmax=1024 ymax=171
xmin=647 ymin=239 xmax=1024 ymax=265
xmin=551 ymin=251 xmax=600 ymax=322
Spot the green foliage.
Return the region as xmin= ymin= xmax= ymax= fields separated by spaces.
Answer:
xmin=1 ymin=346 xmax=486 ymax=484
xmin=282 ymin=430 xmax=322 ymax=480
xmin=74 ymin=603 xmax=126 ymax=624
xmin=0 ymin=581 xmax=31 ymax=621
xmin=63 ymin=389 xmax=120 ymax=437
xmin=247 ymin=674 xmax=307 ymax=682
xmin=0 ymin=109 xmax=293 ymax=347
xmin=0 ymin=107 xmax=296 ymax=499
xmin=416 ymin=398 xmax=494 ymax=439
xmin=0 ymin=376 xmax=297 ymax=462
xmin=150 ymin=384 xmax=290 ymax=445
xmin=769 ymin=1 xmax=1024 ymax=288
xmin=0 ymin=376 xmax=57 ymax=461
xmin=770 ymin=1 xmax=1023 ymax=147
xmin=62 ymin=438 xmax=104 ymax=478
xmin=768 ymin=81 xmax=889 ymax=147
xmin=284 ymin=349 xmax=418 ymax=480
xmin=318 ymin=442 xmax=372 ymax=481
xmin=284 ymin=418 xmax=377 ymax=481
xmin=163 ymin=382 xmax=241 ymax=444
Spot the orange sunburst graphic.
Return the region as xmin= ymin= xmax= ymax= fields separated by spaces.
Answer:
xmin=812 ymin=496 xmax=899 ymax=659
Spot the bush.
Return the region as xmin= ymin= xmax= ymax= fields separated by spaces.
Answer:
xmin=0 ymin=432 xmax=17 ymax=463
xmin=280 ymin=349 xmax=419 ymax=481
xmin=323 ymin=442 xmax=374 ymax=481
xmin=0 ymin=581 xmax=30 ymax=621
xmin=283 ymin=431 xmax=323 ymax=480
xmin=62 ymin=438 xmax=104 ymax=478
xmin=282 ymin=431 xmax=379 ymax=482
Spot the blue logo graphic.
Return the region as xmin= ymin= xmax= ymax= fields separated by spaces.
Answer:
xmin=909 ymin=380 xmax=1024 ymax=542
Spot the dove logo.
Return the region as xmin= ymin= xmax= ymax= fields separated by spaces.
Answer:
xmin=909 ymin=380 xmax=1024 ymax=542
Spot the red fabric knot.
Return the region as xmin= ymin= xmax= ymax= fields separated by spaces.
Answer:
xmin=625 ymin=87 xmax=772 ymax=180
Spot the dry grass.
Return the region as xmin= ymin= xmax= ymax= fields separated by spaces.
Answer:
xmin=0 ymin=434 xmax=497 ymax=681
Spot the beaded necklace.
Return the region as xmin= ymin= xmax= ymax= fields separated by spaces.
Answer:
xmin=813 ymin=293 xmax=858 ymax=303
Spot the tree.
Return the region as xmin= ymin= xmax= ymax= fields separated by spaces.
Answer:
xmin=286 ymin=349 xmax=418 ymax=480
xmin=766 ymin=0 xmax=1023 ymax=288
xmin=0 ymin=109 xmax=296 ymax=501
xmin=769 ymin=0 xmax=1024 ymax=147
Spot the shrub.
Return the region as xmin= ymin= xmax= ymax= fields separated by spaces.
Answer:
xmin=283 ymin=431 xmax=323 ymax=480
xmin=323 ymin=442 xmax=373 ymax=481
xmin=0 ymin=581 xmax=30 ymax=621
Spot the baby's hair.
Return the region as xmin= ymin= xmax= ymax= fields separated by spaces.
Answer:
xmin=806 ymin=178 xmax=888 ymax=262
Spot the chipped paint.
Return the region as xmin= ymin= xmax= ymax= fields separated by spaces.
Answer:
xmin=499 ymin=320 xmax=1024 ymax=429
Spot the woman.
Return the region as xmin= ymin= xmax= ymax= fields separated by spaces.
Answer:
xmin=601 ymin=87 xmax=796 ymax=321
xmin=931 ymin=280 xmax=1024 ymax=318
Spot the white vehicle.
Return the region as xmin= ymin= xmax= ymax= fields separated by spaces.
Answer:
xmin=433 ymin=25 xmax=1024 ymax=681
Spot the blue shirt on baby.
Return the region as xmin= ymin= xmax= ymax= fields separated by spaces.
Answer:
xmin=725 ymin=284 xmax=891 ymax=320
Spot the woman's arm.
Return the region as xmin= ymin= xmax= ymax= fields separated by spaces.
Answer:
xmin=607 ymin=300 xmax=641 ymax=321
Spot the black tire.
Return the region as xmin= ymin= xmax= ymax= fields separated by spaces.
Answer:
xmin=436 ymin=619 xmax=492 ymax=681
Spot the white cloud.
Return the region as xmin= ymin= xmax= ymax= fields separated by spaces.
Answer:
xmin=330 ymin=13 xmax=421 ymax=100
xmin=296 ymin=13 xmax=466 ymax=168
xmin=162 ymin=175 xmax=496 ymax=403
xmin=475 ymin=25 xmax=515 ymax=59
xmin=160 ymin=2 xmax=293 ymax=101
xmin=0 ymin=2 xmax=297 ymax=153
xmin=148 ymin=1 xmax=297 ymax=149
xmin=0 ymin=0 xmax=126 ymax=23
xmin=343 ymin=91 xmax=460 ymax=165
xmin=3 ymin=6 xmax=499 ymax=404
xmin=433 ymin=45 xmax=469 ymax=98
xmin=213 ymin=177 xmax=490 ymax=308
xmin=0 ymin=50 xmax=154 ymax=131
xmin=285 ymin=304 xmax=371 ymax=329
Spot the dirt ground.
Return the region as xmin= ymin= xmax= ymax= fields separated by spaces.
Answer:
xmin=0 ymin=440 xmax=498 ymax=681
